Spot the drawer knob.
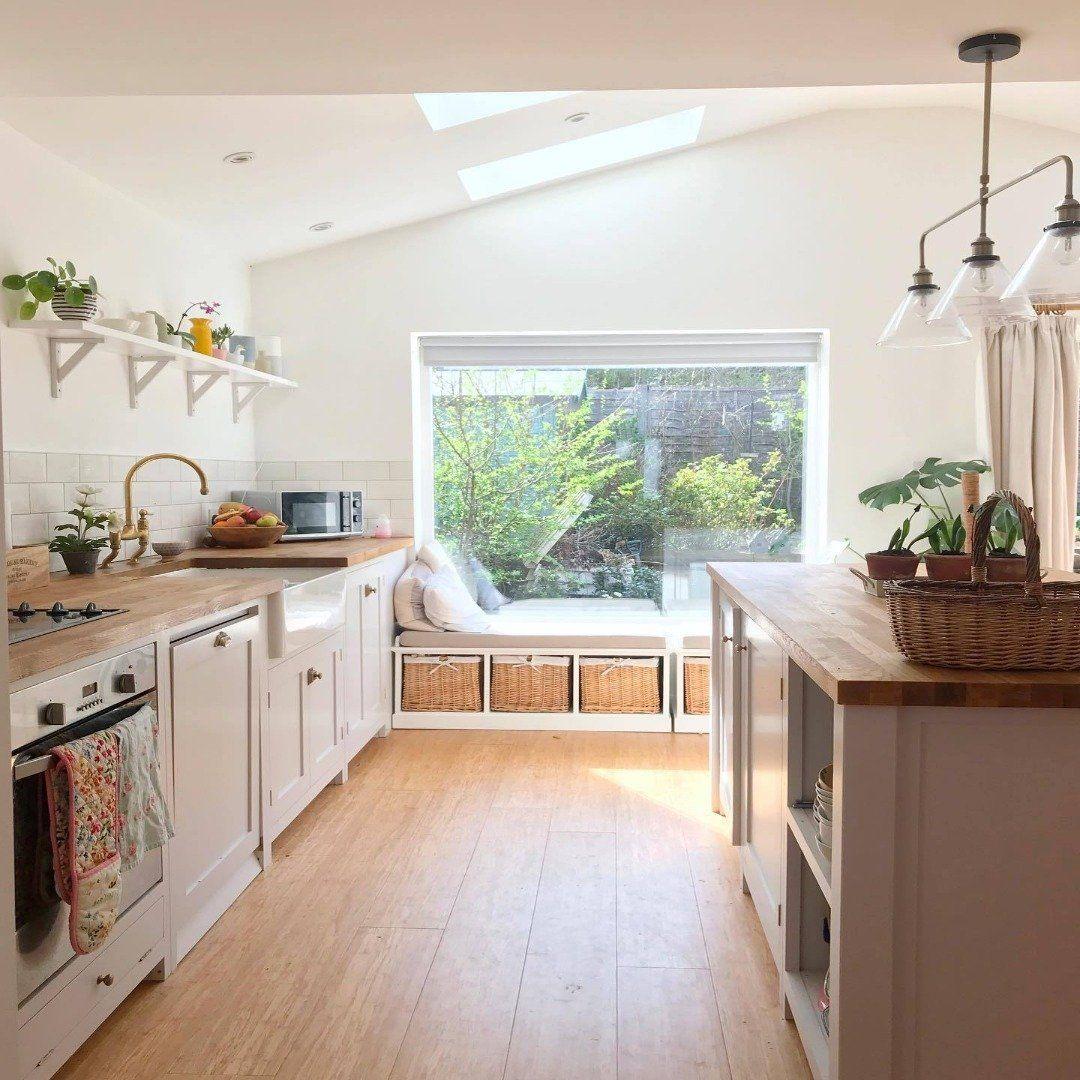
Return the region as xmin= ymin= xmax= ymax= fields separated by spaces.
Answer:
xmin=97 ymin=973 xmax=114 ymax=987
xmin=364 ymin=583 xmax=377 ymax=597
xmin=214 ymin=631 xmax=232 ymax=648
xmin=307 ymin=668 xmax=323 ymax=684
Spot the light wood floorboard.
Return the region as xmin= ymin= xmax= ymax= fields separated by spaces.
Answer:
xmin=56 ymin=730 xmax=809 ymax=1080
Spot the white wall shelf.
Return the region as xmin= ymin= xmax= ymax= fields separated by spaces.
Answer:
xmin=8 ymin=318 xmax=297 ymax=421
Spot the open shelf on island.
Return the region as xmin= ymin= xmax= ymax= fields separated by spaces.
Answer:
xmin=8 ymin=318 xmax=297 ymax=421
xmin=787 ymin=804 xmax=831 ymax=903
xmin=783 ymin=969 xmax=829 ymax=1080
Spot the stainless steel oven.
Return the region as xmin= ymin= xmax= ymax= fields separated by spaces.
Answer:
xmin=232 ymin=489 xmax=363 ymax=540
xmin=11 ymin=645 xmax=160 ymax=1005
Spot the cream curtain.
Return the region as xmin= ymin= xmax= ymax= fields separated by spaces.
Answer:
xmin=980 ymin=314 xmax=1080 ymax=570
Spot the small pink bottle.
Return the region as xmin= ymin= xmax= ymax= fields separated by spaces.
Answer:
xmin=371 ymin=514 xmax=392 ymax=539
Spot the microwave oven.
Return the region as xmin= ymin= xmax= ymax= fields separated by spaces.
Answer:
xmin=231 ymin=489 xmax=363 ymax=541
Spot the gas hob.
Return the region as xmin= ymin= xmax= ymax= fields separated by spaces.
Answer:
xmin=8 ymin=601 xmax=128 ymax=644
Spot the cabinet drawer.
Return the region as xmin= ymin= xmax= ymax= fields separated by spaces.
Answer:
xmin=19 ymin=895 xmax=165 ymax=1077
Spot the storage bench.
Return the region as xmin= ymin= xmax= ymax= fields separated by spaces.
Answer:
xmin=674 ymin=634 xmax=711 ymax=733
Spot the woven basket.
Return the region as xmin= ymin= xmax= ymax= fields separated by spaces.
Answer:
xmin=491 ymin=655 xmax=572 ymax=712
xmin=579 ymin=657 xmax=661 ymax=714
xmin=401 ymin=654 xmax=483 ymax=711
xmin=683 ymin=656 xmax=711 ymax=715
xmin=884 ymin=490 xmax=1080 ymax=670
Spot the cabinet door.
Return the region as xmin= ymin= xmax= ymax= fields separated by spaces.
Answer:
xmin=268 ymin=651 xmax=310 ymax=821
xmin=741 ymin=614 xmax=786 ymax=963
xmin=170 ymin=614 xmax=261 ymax=959
xmin=345 ymin=565 xmax=388 ymax=748
xmin=306 ymin=633 xmax=344 ymax=788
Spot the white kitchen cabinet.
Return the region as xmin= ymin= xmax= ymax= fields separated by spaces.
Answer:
xmin=344 ymin=550 xmax=408 ymax=756
xmin=169 ymin=613 xmax=262 ymax=962
xmin=266 ymin=630 xmax=345 ymax=841
xmin=740 ymin=613 xmax=786 ymax=965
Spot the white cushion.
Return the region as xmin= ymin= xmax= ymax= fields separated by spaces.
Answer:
xmin=682 ymin=634 xmax=711 ymax=650
xmin=394 ymin=561 xmax=437 ymax=630
xmin=397 ymin=630 xmax=668 ymax=649
xmin=416 ymin=539 xmax=453 ymax=573
xmin=422 ymin=565 xmax=493 ymax=633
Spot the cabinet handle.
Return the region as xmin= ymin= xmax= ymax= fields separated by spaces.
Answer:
xmin=213 ymin=631 xmax=232 ymax=648
xmin=307 ymin=668 xmax=323 ymax=684
xmin=721 ymin=634 xmax=733 ymax=642
xmin=364 ymin=584 xmax=377 ymax=597
xmin=96 ymin=973 xmax=114 ymax=987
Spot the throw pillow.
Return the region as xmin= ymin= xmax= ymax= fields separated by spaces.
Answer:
xmin=393 ymin=561 xmax=437 ymax=630
xmin=423 ymin=565 xmax=493 ymax=632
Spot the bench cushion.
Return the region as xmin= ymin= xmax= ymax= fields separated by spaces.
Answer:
xmin=397 ymin=630 xmax=668 ymax=650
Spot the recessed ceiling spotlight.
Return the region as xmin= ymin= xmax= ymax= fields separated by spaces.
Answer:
xmin=309 ymin=221 xmax=334 ymax=232
xmin=565 ymin=112 xmax=590 ymax=124
xmin=223 ymin=150 xmax=255 ymax=164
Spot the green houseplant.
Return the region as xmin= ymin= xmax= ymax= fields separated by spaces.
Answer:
xmin=49 ymin=485 xmax=110 ymax=575
xmin=859 ymin=457 xmax=990 ymax=581
xmin=2 ymin=258 xmax=100 ymax=321
xmin=863 ymin=506 xmax=922 ymax=581
xmin=986 ymin=503 xmax=1026 ymax=582
xmin=211 ymin=323 xmax=234 ymax=360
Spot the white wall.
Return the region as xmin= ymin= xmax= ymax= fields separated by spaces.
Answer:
xmin=251 ymin=106 xmax=1080 ymax=554
xmin=0 ymin=119 xmax=253 ymax=460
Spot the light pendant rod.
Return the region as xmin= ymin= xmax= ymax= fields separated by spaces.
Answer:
xmin=917 ymin=155 xmax=1076 ymax=272
xmin=978 ymin=52 xmax=993 ymax=238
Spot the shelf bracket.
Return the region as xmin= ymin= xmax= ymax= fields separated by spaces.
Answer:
xmin=232 ymin=381 xmax=268 ymax=423
xmin=185 ymin=371 xmax=226 ymax=416
xmin=127 ymin=355 xmax=172 ymax=409
xmin=48 ymin=338 xmax=98 ymax=398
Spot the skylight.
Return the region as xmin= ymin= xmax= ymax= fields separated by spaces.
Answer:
xmin=457 ymin=106 xmax=706 ymax=201
xmin=414 ymin=92 xmax=577 ymax=131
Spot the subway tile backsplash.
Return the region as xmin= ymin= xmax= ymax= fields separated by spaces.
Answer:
xmin=4 ymin=454 xmax=413 ymax=571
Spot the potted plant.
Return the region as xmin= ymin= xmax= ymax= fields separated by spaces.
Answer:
xmin=859 ymin=457 xmax=990 ymax=581
xmin=152 ymin=300 xmax=220 ymax=350
xmin=918 ymin=513 xmax=971 ymax=580
xmin=987 ymin=504 xmax=1026 ymax=582
xmin=49 ymin=485 xmax=111 ymax=575
xmin=3 ymin=258 xmax=100 ymax=320
xmin=863 ymin=506 xmax=923 ymax=580
xmin=211 ymin=323 xmax=234 ymax=361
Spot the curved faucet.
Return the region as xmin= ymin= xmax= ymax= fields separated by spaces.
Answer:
xmin=102 ymin=453 xmax=210 ymax=567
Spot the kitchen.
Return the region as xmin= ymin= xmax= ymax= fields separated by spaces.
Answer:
xmin=3 ymin=13 xmax=1080 ymax=1080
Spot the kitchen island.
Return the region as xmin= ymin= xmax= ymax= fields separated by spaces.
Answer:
xmin=707 ymin=562 xmax=1079 ymax=1080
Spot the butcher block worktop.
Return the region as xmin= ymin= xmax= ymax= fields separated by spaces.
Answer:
xmin=708 ymin=561 xmax=1080 ymax=708
xmin=9 ymin=536 xmax=413 ymax=683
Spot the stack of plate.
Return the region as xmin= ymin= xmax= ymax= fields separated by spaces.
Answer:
xmin=814 ymin=763 xmax=833 ymax=853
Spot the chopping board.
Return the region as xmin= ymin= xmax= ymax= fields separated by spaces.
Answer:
xmin=6 ymin=545 xmax=51 ymax=597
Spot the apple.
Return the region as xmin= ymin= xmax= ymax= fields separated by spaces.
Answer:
xmin=255 ymin=514 xmax=280 ymax=527
xmin=242 ymin=508 xmax=262 ymax=524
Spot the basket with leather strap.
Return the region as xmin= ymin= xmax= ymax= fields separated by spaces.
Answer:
xmin=683 ymin=656 xmax=711 ymax=715
xmin=401 ymin=654 xmax=483 ymax=711
xmin=491 ymin=655 xmax=572 ymax=712
xmin=579 ymin=656 xmax=662 ymax=713
xmin=884 ymin=490 xmax=1080 ymax=670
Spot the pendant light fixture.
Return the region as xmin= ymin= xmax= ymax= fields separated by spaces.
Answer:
xmin=879 ymin=32 xmax=1075 ymax=348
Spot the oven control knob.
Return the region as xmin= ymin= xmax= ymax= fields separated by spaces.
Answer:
xmin=43 ymin=702 xmax=66 ymax=726
xmin=115 ymin=673 xmax=137 ymax=694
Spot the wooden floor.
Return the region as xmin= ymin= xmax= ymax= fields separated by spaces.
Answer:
xmin=58 ymin=730 xmax=810 ymax=1080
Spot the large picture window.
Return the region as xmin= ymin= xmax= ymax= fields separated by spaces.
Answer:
xmin=414 ymin=333 xmax=826 ymax=615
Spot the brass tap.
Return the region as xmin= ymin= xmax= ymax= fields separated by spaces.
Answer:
xmin=102 ymin=453 xmax=210 ymax=566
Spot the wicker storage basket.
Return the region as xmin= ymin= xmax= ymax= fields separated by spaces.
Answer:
xmin=491 ymin=655 xmax=572 ymax=712
xmin=683 ymin=656 xmax=711 ymax=715
xmin=884 ymin=490 xmax=1080 ymax=670
xmin=401 ymin=654 xmax=483 ymax=712
xmin=579 ymin=656 xmax=662 ymax=714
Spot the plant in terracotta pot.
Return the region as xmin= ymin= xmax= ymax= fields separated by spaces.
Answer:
xmin=986 ymin=504 xmax=1026 ymax=582
xmin=3 ymin=258 xmax=101 ymax=320
xmin=918 ymin=513 xmax=972 ymax=580
xmin=49 ymin=485 xmax=110 ymax=575
xmin=211 ymin=323 xmax=234 ymax=360
xmin=864 ymin=506 xmax=923 ymax=580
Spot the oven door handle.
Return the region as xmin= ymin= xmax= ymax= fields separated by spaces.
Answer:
xmin=12 ymin=689 xmax=157 ymax=782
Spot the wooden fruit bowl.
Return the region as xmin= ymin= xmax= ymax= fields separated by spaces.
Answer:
xmin=208 ymin=524 xmax=288 ymax=548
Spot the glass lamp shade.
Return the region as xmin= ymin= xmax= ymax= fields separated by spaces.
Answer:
xmin=1002 ymin=222 xmax=1080 ymax=305
xmin=878 ymin=284 xmax=972 ymax=348
xmin=929 ymin=255 xmax=1035 ymax=326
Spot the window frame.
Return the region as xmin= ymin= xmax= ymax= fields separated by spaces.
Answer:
xmin=410 ymin=329 xmax=830 ymax=561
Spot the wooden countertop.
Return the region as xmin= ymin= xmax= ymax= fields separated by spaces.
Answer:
xmin=8 ymin=536 xmax=413 ymax=684
xmin=184 ymin=535 xmax=413 ymax=568
xmin=708 ymin=561 xmax=1080 ymax=708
